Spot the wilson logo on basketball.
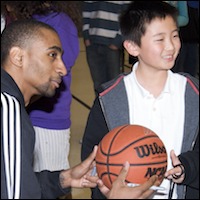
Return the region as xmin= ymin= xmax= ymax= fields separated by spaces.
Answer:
xmin=134 ymin=142 xmax=166 ymax=158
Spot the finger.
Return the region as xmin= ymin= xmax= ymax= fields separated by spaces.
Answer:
xmin=139 ymin=177 xmax=158 ymax=198
xmin=85 ymin=175 xmax=99 ymax=183
xmin=81 ymin=146 xmax=98 ymax=169
xmin=165 ymin=167 xmax=181 ymax=178
xmin=71 ymin=146 xmax=97 ymax=178
xmin=115 ymin=161 xmax=130 ymax=184
xmin=139 ymin=175 xmax=158 ymax=192
xmin=140 ymin=188 xmax=155 ymax=199
xmin=127 ymin=176 xmax=158 ymax=199
xmin=82 ymin=181 xmax=98 ymax=188
xmin=87 ymin=145 xmax=98 ymax=162
xmin=164 ymin=169 xmax=174 ymax=178
xmin=97 ymin=179 xmax=110 ymax=196
xmin=170 ymin=150 xmax=180 ymax=166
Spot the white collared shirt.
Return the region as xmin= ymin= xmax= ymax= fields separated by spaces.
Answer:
xmin=124 ymin=62 xmax=187 ymax=199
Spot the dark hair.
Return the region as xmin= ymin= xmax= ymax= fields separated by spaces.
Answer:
xmin=1 ymin=1 xmax=82 ymax=35
xmin=119 ymin=1 xmax=178 ymax=46
xmin=1 ymin=19 xmax=57 ymax=65
xmin=1 ymin=1 xmax=66 ymax=20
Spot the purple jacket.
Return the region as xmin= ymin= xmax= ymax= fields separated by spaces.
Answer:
xmin=28 ymin=12 xmax=79 ymax=129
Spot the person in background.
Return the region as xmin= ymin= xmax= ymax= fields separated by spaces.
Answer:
xmin=1 ymin=1 xmax=6 ymax=33
xmin=164 ymin=1 xmax=198 ymax=76
xmin=28 ymin=2 xmax=79 ymax=199
xmin=82 ymin=1 xmax=131 ymax=96
xmin=173 ymin=1 xmax=199 ymax=77
xmin=1 ymin=14 xmax=5 ymax=33
xmin=1 ymin=9 xmax=5 ymax=33
xmin=164 ymin=1 xmax=189 ymax=27
xmin=1 ymin=1 xmax=79 ymax=198
xmin=81 ymin=1 xmax=199 ymax=199
xmin=25 ymin=2 xmax=79 ymax=199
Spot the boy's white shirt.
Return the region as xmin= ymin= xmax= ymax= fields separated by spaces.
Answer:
xmin=124 ymin=62 xmax=187 ymax=199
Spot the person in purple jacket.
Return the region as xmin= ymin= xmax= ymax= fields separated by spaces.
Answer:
xmin=1 ymin=1 xmax=79 ymax=198
xmin=28 ymin=2 xmax=79 ymax=198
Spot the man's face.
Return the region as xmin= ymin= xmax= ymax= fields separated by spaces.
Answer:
xmin=22 ymin=28 xmax=67 ymax=97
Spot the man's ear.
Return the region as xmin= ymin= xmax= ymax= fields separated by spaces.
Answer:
xmin=123 ymin=40 xmax=139 ymax=57
xmin=9 ymin=47 xmax=23 ymax=67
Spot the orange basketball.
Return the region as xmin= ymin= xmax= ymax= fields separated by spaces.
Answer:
xmin=95 ymin=124 xmax=167 ymax=189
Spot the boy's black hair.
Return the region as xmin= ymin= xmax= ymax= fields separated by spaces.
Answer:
xmin=119 ymin=1 xmax=178 ymax=46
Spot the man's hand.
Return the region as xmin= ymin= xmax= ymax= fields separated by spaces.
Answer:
xmin=59 ymin=145 xmax=98 ymax=188
xmin=97 ymin=161 xmax=160 ymax=199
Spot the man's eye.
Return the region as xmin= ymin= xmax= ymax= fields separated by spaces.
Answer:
xmin=49 ymin=52 xmax=57 ymax=58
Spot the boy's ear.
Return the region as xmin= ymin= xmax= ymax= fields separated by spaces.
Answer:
xmin=123 ymin=40 xmax=139 ymax=57
xmin=9 ymin=47 xmax=23 ymax=67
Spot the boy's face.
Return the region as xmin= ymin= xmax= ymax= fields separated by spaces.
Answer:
xmin=138 ymin=16 xmax=181 ymax=70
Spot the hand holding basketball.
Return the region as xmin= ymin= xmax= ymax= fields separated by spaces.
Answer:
xmin=97 ymin=161 xmax=160 ymax=199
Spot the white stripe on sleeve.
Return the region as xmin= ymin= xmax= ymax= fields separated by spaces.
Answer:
xmin=1 ymin=92 xmax=21 ymax=199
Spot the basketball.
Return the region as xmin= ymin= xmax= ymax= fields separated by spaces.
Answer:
xmin=95 ymin=124 xmax=167 ymax=189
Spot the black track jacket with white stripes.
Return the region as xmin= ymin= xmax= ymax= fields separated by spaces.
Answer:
xmin=1 ymin=68 xmax=68 ymax=199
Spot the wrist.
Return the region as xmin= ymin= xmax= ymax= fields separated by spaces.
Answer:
xmin=59 ymin=169 xmax=71 ymax=189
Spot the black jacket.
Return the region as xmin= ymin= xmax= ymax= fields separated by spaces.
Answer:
xmin=1 ymin=68 xmax=69 ymax=199
xmin=179 ymin=133 xmax=199 ymax=199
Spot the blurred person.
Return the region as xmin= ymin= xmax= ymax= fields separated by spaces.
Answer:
xmin=27 ymin=2 xmax=79 ymax=199
xmin=1 ymin=14 xmax=5 ymax=33
xmin=173 ymin=1 xmax=199 ymax=77
xmin=164 ymin=1 xmax=189 ymax=27
xmin=82 ymin=1 xmax=131 ymax=96
xmin=1 ymin=2 xmax=6 ymax=33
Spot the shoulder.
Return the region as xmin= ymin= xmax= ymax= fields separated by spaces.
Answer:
xmin=179 ymin=72 xmax=199 ymax=94
xmin=98 ymin=73 xmax=127 ymax=96
xmin=171 ymin=71 xmax=199 ymax=94
xmin=1 ymin=92 xmax=22 ymax=132
xmin=1 ymin=92 xmax=21 ymax=108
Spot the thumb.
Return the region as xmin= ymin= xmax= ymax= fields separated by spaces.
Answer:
xmin=83 ymin=145 xmax=98 ymax=164
xmin=170 ymin=150 xmax=180 ymax=166
xmin=78 ymin=145 xmax=98 ymax=173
